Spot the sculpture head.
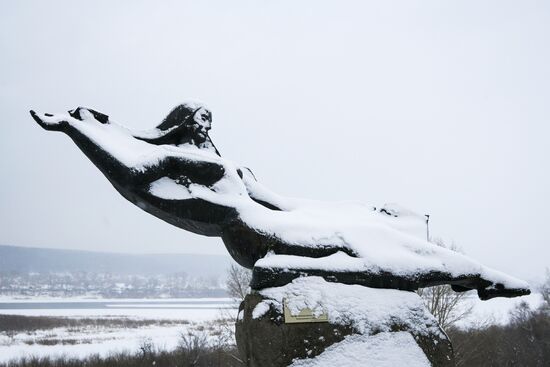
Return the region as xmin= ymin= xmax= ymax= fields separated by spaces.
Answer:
xmin=156 ymin=102 xmax=211 ymax=134
xmin=135 ymin=102 xmax=217 ymax=153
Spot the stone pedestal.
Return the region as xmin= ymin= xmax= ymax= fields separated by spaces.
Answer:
xmin=235 ymin=277 xmax=454 ymax=367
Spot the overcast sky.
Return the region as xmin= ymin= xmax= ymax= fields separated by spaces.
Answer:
xmin=1 ymin=1 xmax=548 ymax=283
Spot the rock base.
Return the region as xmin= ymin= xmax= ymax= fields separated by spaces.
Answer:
xmin=236 ymin=278 xmax=454 ymax=367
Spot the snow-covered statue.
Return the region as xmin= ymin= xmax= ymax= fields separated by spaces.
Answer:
xmin=31 ymin=102 xmax=530 ymax=367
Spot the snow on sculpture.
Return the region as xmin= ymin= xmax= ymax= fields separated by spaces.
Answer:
xmin=30 ymin=102 xmax=529 ymax=301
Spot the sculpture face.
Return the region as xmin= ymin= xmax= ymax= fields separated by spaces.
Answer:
xmin=30 ymin=103 xmax=530 ymax=300
xmin=192 ymin=107 xmax=212 ymax=139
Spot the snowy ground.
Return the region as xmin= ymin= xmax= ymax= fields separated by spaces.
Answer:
xmin=290 ymin=332 xmax=431 ymax=367
xmin=2 ymin=324 xmax=194 ymax=362
xmin=0 ymin=293 xmax=542 ymax=363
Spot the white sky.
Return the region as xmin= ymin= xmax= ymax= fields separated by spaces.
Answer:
xmin=1 ymin=1 xmax=548 ymax=283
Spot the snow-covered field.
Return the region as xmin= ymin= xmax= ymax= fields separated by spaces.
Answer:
xmin=0 ymin=298 xmax=237 ymax=363
xmin=0 ymin=293 xmax=543 ymax=363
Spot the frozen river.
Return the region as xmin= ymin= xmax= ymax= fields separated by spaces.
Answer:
xmin=0 ymin=297 xmax=236 ymax=320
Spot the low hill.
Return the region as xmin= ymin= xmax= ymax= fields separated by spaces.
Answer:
xmin=0 ymin=245 xmax=231 ymax=278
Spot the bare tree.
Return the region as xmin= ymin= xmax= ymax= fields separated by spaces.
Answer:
xmin=179 ymin=331 xmax=209 ymax=366
xmin=417 ymin=283 xmax=473 ymax=330
xmin=417 ymin=238 xmax=473 ymax=329
xmin=540 ymin=268 xmax=550 ymax=311
xmin=226 ymin=263 xmax=252 ymax=302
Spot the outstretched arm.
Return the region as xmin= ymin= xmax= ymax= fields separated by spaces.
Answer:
xmin=31 ymin=107 xmax=226 ymax=184
xmin=30 ymin=107 xmax=241 ymax=236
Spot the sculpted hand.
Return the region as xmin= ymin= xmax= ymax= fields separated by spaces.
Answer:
xmin=30 ymin=110 xmax=69 ymax=132
xmin=30 ymin=107 xmax=109 ymax=132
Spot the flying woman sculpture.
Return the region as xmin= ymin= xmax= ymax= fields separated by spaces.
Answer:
xmin=30 ymin=103 xmax=529 ymax=300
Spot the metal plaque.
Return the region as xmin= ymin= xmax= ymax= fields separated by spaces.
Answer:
xmin=283 ymin=299 xmax=329 ymax=324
